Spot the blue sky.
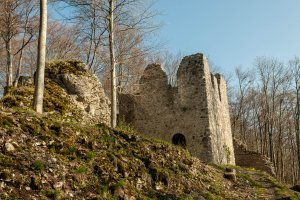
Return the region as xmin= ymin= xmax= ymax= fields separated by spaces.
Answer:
xmin=153 ymin=0 xmax=300 ymax=73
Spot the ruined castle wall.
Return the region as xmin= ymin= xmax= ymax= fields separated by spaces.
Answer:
xmin=119 ymin=64 xmax=176 ymax=142
xmin=234 ymin=140 xmax=275 ymax=175
xmin=175 ymin=54 xmax=214 ymax=162
xmin=119 ymin=53 xmax=235 ymax=165
xmin=217 ymin=75 xmax=235 ymax=164
xmin=206 ymin=70 xmax=235 ymax=164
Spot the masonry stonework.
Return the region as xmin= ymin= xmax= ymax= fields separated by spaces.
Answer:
xmin=119 ymin=53 xmax=235 ymax=165
xmin=234 ymin=140 xmax=275 ymax=175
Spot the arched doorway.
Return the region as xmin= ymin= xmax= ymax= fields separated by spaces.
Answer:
xmin=172 ymin=133 xmax=186 ymax=148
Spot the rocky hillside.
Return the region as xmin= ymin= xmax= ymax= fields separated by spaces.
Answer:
xmin=2 ymin=60 xmax=110 ymax=125
xmin=0 ymin=61 xmax=299 ymax=199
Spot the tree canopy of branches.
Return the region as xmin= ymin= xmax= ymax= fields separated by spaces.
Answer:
xmin=0 ymin=0 xmax=38 ymax=88
xmin=230 ymin=57 xmax=300 ymax=185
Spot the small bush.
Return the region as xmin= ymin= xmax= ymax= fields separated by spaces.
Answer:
xmin=85 ymin=151 xmax=96 ymax=161
xmin=0 ymin=116 xmax=15 ymax=129
xmin=21 ymin=123 xmax=41 ymax=136
xmin=116 ymin=121 xmax=134 ymax=133
xmin=237 ymin=173 xmax=262 ymax=187
xmin=75 ymin=165 xmax=87 ymax=174
xmin=204 ymin=192 xmax=223 ymax=200
xmin=69 ymin=146 xmax=78 ymax=154
xmin=1 ymin=95 xmax=18 ymax=108
xmin=97 ymin=183 xmax=109 ymax=194
xmin=31 ymin=160 xmax=45 ymax=172
xmin=111 ymin=179 xmax=126 ymax=191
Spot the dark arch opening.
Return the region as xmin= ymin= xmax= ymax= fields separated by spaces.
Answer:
xmin=172 ymin=133 xmax=186 ymax=148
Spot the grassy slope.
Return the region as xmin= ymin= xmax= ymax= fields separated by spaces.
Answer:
xmin=0 ymin=61 xmax=299 ymax=200
xmin=1 ymin=105 xmax=299 ymax=199
xmin=0 ymin=106 xmax=232 ymax=199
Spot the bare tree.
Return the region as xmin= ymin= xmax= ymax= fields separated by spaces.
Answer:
xmin=54 ymin=0 xmax=108 ymax=72
xmin=46 ymin=21 xmax=81 ymax=60
xmin=229 ymin=57 xmax=300 ymax=184
xmin=231 ymin=66 xmax=255 ymax=139
xmin=33 ymin=0 xmax=47 ymax=113
xmin=13 ymin=0 xmax=38 ymax=86
xmin=289 ymin=57 xmax=300 ymax=182
xmin=57 ymin=0 xmax=160 ymax=71
xmin=0 ymin=0 xmax=38 ymax=88
xmin=161 ymin=51 xmax=182 ymax=86
xmin=108 ymin=0 xmax=117 ymax=127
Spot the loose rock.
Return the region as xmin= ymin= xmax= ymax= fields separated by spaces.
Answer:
xmin=5 ymin=142 xmax=15 ymax=152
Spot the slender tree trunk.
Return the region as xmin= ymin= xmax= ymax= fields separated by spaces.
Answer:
xmin=14 ymin=52 xmax=23 ymax=87
xmin=33 ymin=0 xmax=47 ymax=114
xmin=4 ymin=3 xmax=13 ymax=89
xmin=269 ymin=130 xmax=274 ymax=162
xmin=14 ymin=20 xmax=29 ymax=87
xmin=6 ymin=39 xmax=13 ymax=87
xmin=109 ymin=0 xmax=117 ymax=127
xmin=117 ymin=64 xmax=123 ymax=94
xmin=278 ymin=100 xmax=283 ymax=181
xmin=293 ymin=77 xmax=300 ymax=183
xmin=296 ymin=90 xmax=300 ymax=183
xmin=89 ymin=0 xmax=97 ymax=70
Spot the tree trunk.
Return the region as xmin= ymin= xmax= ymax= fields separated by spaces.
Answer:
xmin=6 ymin=39 xmax=13 ymax=87
xmin=296 ymin=88 xmax=300 ymax=183
xmin=109 ymin=0 xmax=117 ymax=128
xmin=14 ymin=52 xmax=23 ymax=87
xmin=14 ymin=18 xmax=30 ymax=87
xmin=33 ymin=0 xmax=47 ymax=114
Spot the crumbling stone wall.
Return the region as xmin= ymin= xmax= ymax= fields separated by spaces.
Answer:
xmin=234 ymin=140 xmax=275 ymax=175
xmin=119 ymin=53 xmax=235 ymax=164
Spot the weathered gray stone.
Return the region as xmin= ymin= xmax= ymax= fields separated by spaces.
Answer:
xmin=119 ymin=53 xmax=235 ymax=165
xmin=114 ymin=187 xmax=125 ymax=198
xmin=5 ymin=142 xmax=15 ymax=152
xmin=234 ymin=139 xmax=275 ymax=175
xmin=59 ymin=73 xmax=110 ymax=125
xmin=53 ymin=181 xmax=64 ymax=189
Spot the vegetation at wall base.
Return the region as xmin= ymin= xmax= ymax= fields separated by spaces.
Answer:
xmin=0 ymin=90 xmax=299 ymax=199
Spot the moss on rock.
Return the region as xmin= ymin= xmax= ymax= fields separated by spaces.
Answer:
xmin=1 ymin=79 xmax=81 ymax=122
xmin=45 ymin=60 xmax=88 ymax=78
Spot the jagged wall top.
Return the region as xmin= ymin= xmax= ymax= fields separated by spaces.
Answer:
xmin=119 ymin=53 xmax=235 ymax=164
xmin=139 ymin=64 xmax=169 ymax=93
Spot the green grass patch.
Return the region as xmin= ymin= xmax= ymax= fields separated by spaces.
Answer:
xmin=31 ymin=160 xmax=45 ymax=172
xmin=75 ymin=165 xmax=87 ymax=174
xmin=85 ymin=151 xmax=96 ymax=161
xmin=69 ymin=146 xmax=78 ymax=154
xmin=116 ymin=121 xmax=134 ymax=133
xmin=204 ymin=192 xmax=223 ymax=200
xmin=111 ymin=179 xmax=126 ymax=191
xmin=275 ymin=187 xmax=300 ymax=199
xmin=237 ymin=173 xmax=262 ymax=187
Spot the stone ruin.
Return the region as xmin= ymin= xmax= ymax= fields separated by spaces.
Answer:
xmin=11 ymin=59 xmax=276 ymax=171
xmin=119 ymin=53 xmax=235 ymax=165
xmin=234 ymin=139 xmax=275 ymax=175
